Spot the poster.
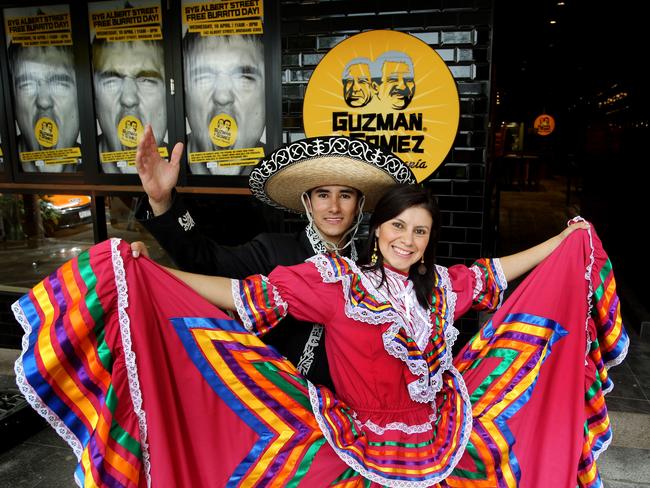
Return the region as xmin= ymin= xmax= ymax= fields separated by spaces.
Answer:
xmin=4 ymin=4 xmax=82 ymax=173
xmin=88 ymin=0 xmax=168 ymax=174
xmin=181 ymin=0 xmax=265 ymax=175
xmin=303 ymin=30 xmax=460 ymax=182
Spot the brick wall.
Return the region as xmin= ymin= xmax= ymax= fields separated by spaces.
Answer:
xmin=280 ymin=0 xmax=494 ymax=337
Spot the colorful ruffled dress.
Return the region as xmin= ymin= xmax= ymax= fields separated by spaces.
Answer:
xmin=12 ymin=227 xmax=627 ymax=487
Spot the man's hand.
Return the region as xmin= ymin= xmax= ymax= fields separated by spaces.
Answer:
xmin=130 ymin=241 xmax=150 ymax=259
xmin=135 ymin=124 xmax=184 ymax=216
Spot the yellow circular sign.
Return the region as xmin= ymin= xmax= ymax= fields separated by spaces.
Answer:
xmin=534 ymin=114 xmax=555 ymax=136
xmin=303 ymin=30 xmax=459 ymax=182
xmin=118 ymin=115 xmax=144 ymax=148
xmin=34 ymin=117 xmax=58 ymax=148
xmin=209 ymin=114 xmax=238 ymax=148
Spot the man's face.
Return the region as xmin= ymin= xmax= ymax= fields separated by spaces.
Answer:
xmin=343 ymin=63 xmax=373 ymax=107
xmin=94 ymin=42 xmax=167 ymax=150
xmin=185 ymin=36 xmax=265 ymax=151
xmin=376 ymin=61 xmax=415 ymax=110
xmin=307 ymin=185 xmax=359 ymax=244
xmin=13 ymin=50 xmax=79 ymax=150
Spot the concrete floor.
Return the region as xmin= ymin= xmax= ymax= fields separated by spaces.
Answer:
xmin=1 ymin=176 xmax=649 ymax=486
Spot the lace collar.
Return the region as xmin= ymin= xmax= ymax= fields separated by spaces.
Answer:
xmin=305 ymin=223 xmax=358 ymax=260
xmin=308 ymin=254 xmax=461 ymax=404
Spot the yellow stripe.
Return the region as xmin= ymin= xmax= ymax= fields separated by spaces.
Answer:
xmin=33 ymin=282 xmax=99 ymax=427
xmin=193 ymin=328 xmax=298 ymax=485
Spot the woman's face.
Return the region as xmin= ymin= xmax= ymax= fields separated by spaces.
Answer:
xmin=376 ymin=205 xmax=432 ymax=273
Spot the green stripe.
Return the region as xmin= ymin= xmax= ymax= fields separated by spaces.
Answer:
xmin=77 ymin=250 xmax=114 ymax=371
xmin=451 ymin=439 xmax=487 ymax=480
xmin=468 ymin=349 xmax=516 ymax=403
xmin=285 ymin=437 xmax=327 ymax=487
xmin=330 ymin=467 xmax=370 ymax=486
xmin=593 ymin=258 xmax=613 ymax=302
xmin=95 ymin=325 xmax=113 ymax=370
xmin=253 ymin=362 xmax=312 ymax=410
xmin=585 ymin=376 xmax=603 ymax=401
xmin=368 ymin=437 xmax=436 ymax=448
xmin=106 ymin=386 xmax=142 ymax=457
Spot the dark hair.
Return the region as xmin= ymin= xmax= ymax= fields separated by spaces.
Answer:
xmin=359 ymin=184 xmax=440 ymax=309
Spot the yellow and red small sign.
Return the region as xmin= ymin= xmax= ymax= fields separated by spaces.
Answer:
xmin=533 ymin=114 xmax=555 ymax=136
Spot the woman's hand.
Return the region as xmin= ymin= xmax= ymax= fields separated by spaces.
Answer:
xmin=499 ymin=220 xmax=591 ymax=282
xmin=131 ymin=241 xmax=150 ymax=259
xmin=561 ymin=220 xmax=590 ymax=239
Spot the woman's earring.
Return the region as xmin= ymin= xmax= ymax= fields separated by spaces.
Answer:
xmin=417 ymin=256 xmax=427 ymax=275
xmin=370 ymin=238 xmax=378 ymax=265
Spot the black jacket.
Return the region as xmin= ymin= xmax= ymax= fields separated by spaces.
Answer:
xmin=135 ymin=193 xmax=335 ymax=389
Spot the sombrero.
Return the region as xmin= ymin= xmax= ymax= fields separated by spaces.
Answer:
xmin=249 ymin=136 xmax=416 ymax=213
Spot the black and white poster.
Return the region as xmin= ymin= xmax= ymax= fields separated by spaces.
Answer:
xmin=4 ymin=5 xmax=82 ymax=173
xmin=89 ymin=0 xmax=168 ymax=174
xmin=181 ymin=0 xmax=265 ymax=175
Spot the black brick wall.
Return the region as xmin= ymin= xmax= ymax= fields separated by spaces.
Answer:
xmin=280 ymin=0 xmax=494 ymax=336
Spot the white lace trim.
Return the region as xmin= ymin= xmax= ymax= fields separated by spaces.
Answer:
xmin=309 ymin=254 xmax=460 ymax=405
xmin=604 ymin=337 xmax=629 ymax=372
xmin=110 ymin=238 xmax=152 ymax=487
xmin=470 ymin=265 xmax=484 ymax=300
xmin=308 ymin=373 xmax=471 ymax=487
xmin=354 ymin=410 xmax=437 ymax=435
xmin=492 ymin=258 xmax=508 ymax=307
xmin=306 ymin=223 xmax=358 ymax=260
xmin=435 ymin=265 xmax=456 ymax=324
xmin=232 ymin=279 xmax=254 ymax=332
xmin=12 ymin=301 xmax=85 ymax=463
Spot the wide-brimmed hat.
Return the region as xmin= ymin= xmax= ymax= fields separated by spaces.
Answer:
xmin=249 ymin=136 xmax=416 ymax=213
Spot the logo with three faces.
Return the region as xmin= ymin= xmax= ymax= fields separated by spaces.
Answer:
xmin=303 ymin=30 xmax=460 ymax=182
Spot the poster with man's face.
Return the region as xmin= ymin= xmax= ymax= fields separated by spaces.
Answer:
xmin=181 ymin=0 xmax=266 ymax=176
xmin=88 ymin=0 xmax=168 ymax=174
xmin=4 ymin=5 xmax=82 ymax=173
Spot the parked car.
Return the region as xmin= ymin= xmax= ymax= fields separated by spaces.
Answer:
xmin=40 ymin=195 xmax=93 ymax=236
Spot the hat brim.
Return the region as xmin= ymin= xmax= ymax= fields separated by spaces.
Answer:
xmin=249 ymin=137 xmax=416 ymax=213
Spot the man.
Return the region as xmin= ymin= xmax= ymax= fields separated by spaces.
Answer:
xmin=182 ymin=32 xmax=265 ymax=176
xmin=8 ymin=43 xmax=80 ymax=173
xmin=92 ymin=39 xmax=167 ymax=174
xmin=342 ymin=58 xmax=374 ymax=108
xmin=373 ymin=51 xmax=416 ymax=110
xmin=133 ymin=127 xmax=415 ymax=388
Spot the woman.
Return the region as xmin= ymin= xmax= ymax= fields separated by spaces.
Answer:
xmin=157 ymin=184 xmax=612 ymax=487
xmin=13 ymin=186 xmax=624 ymax=487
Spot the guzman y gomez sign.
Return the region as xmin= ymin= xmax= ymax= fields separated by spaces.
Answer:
xmin=303 ymin=30 xmax=459 ymax=182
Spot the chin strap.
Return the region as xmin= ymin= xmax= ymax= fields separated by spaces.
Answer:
xmin=300 ymin=192 xmax=365 ymax=257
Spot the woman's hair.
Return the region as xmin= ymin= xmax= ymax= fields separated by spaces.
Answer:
xmin=359 ymin=184 xmax=440 ymax=309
